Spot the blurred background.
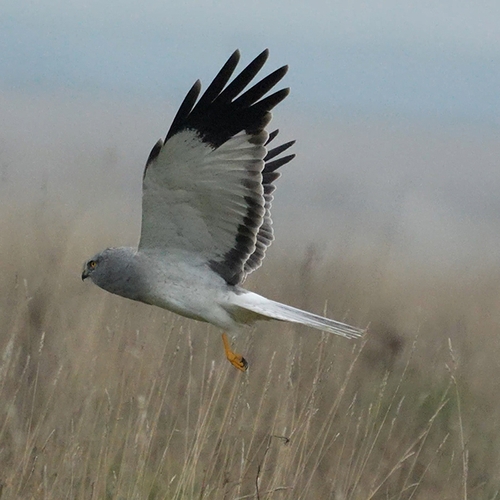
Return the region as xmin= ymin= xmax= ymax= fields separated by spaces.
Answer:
xmin=1 ymin=2 xmax=500 ymax=498
xmin=2 ymin=0 xmax=499 ymax=268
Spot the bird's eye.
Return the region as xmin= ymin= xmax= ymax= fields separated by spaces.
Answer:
xmin=88 ymin=260 xmax=97 ymax=270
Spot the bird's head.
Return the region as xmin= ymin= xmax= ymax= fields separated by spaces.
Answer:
xmin=81 ymin=247 xmax=142 ymax=298
xmin=82 ymin=247 xmax=130 ymax=283
xmin=81 ymin=250 xmax=107 ymax=283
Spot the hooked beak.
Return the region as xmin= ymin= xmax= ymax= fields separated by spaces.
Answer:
xmin=81 ymin=268 xmax=89 ymax=281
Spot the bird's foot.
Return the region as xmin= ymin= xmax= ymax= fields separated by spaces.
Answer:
xmin=222 ymin=333 xmax=248 ymax=372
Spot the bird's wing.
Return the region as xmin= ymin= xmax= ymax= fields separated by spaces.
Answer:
xmin=139 ymin=50 xmax=295 ymax=285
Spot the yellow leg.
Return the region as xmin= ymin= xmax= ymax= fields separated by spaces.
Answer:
xmin=222 ymin=333 xmax=248 ymax=372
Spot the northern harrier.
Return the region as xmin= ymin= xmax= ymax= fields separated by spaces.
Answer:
xmin=82 ymin=50 xmax=364 ymax=371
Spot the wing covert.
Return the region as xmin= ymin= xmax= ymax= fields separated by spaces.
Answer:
xmin=139 ymin=50 xmax=295 ymax=285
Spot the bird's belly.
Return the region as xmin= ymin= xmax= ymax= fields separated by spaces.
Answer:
xmin=147 ymin=294 xmax=208 ymax=323
xmin=143 ymin=279 xmax=236 ymax=330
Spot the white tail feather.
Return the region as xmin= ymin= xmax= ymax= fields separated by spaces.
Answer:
xmin=234 ymin=292 xmax=364 ymax=339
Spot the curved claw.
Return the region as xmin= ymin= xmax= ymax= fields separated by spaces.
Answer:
xmin=222 ymin=333 xmax=248 ymax=372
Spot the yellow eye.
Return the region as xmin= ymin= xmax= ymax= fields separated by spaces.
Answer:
xmin=88 ymin=260 xmax=97 ymax=270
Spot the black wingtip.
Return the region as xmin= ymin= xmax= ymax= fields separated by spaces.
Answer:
xmin=163 ymin=49 xmax=290 ymax=148
xmin=166 ymin=80 xmax=202 ymax=141
xmin=277 ymin=64 xmax=289 ymax=77
xmin=225 ymin=50 xmax=241 ymax=68
xmin=144 ymin=138 xmax=164 ymax=170
xmin=264 ymin=140 xmax=296 ymax=162
xmin=264 ymin=153 xmax=296 ymax=173
xmin=257 ymin=48 xmax=270 ymax=61
xmin=266 ymin=129 xmax=280 ymax=145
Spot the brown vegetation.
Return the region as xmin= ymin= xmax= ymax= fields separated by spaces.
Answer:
xmin=1 ymin=199 xmax=499 ymax=499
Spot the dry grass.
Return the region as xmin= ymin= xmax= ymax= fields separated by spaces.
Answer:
xmin=1 ymin=198 xmax=500 ymax=500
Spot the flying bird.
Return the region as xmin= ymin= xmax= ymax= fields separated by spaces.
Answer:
xmin=82 ymin=49 xmax=364 ymax=371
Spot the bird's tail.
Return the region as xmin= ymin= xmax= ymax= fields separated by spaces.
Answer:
xmin=231 ymin=292 xmax=365 ymax=339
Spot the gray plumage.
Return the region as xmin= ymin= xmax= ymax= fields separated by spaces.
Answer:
xmin=82 ymin=50 xmax=364 ymax=360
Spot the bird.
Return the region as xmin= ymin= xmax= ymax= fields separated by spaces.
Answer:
xmin=82 ymin=49 xmax=364 ymax=372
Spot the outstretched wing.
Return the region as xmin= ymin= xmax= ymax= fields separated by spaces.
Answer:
xmin=139 ymin=50 xmax=295 ymax=285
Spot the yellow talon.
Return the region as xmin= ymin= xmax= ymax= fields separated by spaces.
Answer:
xmin=222 ymin=333 xmax=248 ymax=372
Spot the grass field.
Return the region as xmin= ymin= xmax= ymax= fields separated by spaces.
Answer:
xmin=1 ymin=198 xmax=500 ymax=499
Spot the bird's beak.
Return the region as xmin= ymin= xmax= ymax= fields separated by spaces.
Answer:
xmin=81 ymin=268 xmax=89 ymax=281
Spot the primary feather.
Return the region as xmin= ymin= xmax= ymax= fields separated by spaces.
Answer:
xmin=139 ymin=49 xmax=293 ymax=285
xmin=82 ymin=50 xmax=364 ymax=362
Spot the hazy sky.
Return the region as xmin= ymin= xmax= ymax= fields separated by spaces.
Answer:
xmin=1 ymin=1 xmax=500 ymax=267
xmin=3 ymin=0 xmax=499 ymax=123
